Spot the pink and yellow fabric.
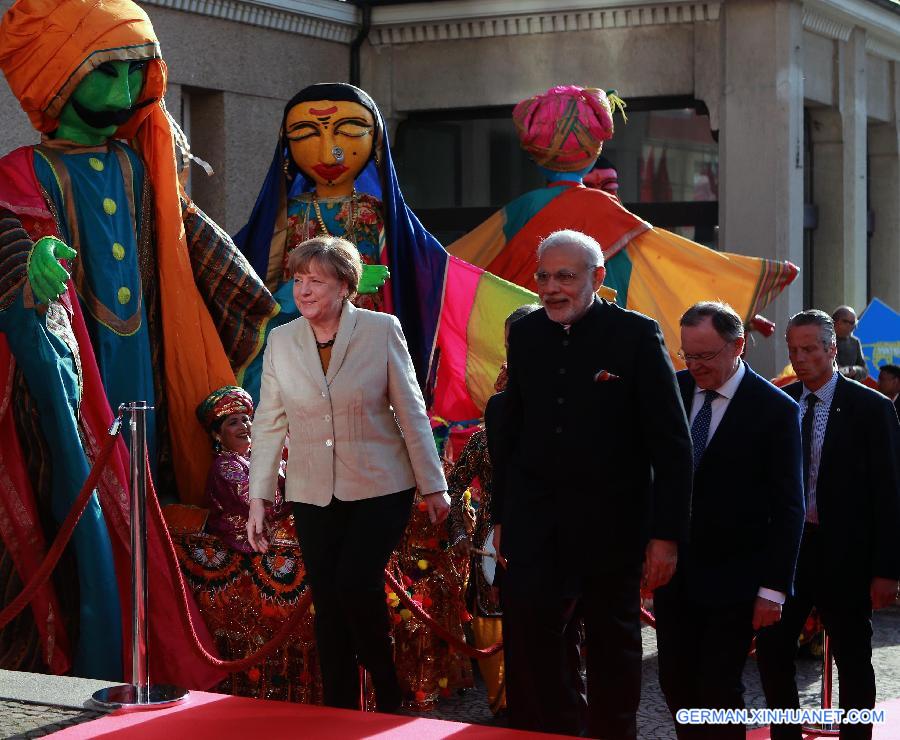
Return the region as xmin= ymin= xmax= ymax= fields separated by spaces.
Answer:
xmin=431 ymin=255 xmax=615 ymax=423
xmin=0 ymin=0 xmax=236 ymax=500
xmin=431 ymin=259 xmax=534 ymax=422
xmin=449 ymin=85 xmax=798 ymax=370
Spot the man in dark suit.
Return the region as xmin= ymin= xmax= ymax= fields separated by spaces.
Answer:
xmin=493 ymin=229 xmax=693 ymax=739
xmin=756 ymin=309 xmax=900 ymax=740
xmin=654 ymin=302 xmax=805 ymax=739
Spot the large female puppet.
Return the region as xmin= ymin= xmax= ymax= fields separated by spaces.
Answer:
xmin=237 ymin=83 xmax=447 ymax=394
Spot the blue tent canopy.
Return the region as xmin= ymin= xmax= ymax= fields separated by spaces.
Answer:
xmin=856 ymin=298 xmax=900 ymax=377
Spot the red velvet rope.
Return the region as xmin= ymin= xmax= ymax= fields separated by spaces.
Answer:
xmin=0 ymin=424 xmax=121 ymax=630
xmin=2 ymin=437 xmax=520 ymax=669
xmin=384 ymin=570 xmax=504 ymax=659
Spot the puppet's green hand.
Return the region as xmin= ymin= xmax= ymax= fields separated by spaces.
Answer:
xmin=28 ymin=237 xmax=77 ymax=304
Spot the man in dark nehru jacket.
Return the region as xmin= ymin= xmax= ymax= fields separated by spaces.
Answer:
xmin=492 ymin=228 xmax=693 ymax=740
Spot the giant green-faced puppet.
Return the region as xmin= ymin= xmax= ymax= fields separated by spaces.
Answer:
xmin=0 ymin=0 xmax=272 ymax=686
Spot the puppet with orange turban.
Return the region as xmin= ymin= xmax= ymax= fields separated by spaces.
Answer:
xmin=0 ymin=0 xmax=273 ymax=683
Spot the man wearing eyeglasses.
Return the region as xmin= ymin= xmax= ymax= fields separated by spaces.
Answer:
xmin=832 ymin=305 xmax=868 ymax=381
xmin=756 ymin=310 xmax=900 ymax=740
xmin=654 ymin=302 xmax=805 ymax=739
xmin=493 ymin=229 xmax=693 ymax=739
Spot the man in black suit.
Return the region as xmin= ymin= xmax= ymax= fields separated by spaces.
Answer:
xmin=483 ymin=303 xmax=588 ymax=721
xmin=654 ymin=302 xmax=805 ymax=739
xmin=493 ymin=229 xmax=693 ymax=739
xmin=756 ymin=310 xmax=900 ymax=740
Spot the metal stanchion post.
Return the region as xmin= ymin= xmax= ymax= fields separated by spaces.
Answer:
xmin=360 ymin=667 xmax=368 ymax=712
xmin=801 ymin=630 xmax=840 ymax=737
xmin=93 ymin=402 xmax=189 ymax=711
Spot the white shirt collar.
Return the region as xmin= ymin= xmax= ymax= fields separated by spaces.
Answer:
xmin=800 ymin=369 xmax=839 ymax=405
xmin=693 ymin=359 xmax=746 ymax=401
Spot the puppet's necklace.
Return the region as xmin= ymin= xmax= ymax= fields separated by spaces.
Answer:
xmin=312 ymin=189 xmax=358 ymax=241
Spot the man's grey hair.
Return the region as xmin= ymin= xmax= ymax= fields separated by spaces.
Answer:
xmin=537 ymin=230 xmax=605 ymax=268
xmin=505 ymin=303 xmax=541 ymax=328
xmin=679 ymin=301 xmax=744 ymax=342
xmin=786 ymin=309 xmax=836 ymax=348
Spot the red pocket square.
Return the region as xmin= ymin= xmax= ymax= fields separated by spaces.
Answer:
xmin=594 ymin=369 xmax=621 ymax=382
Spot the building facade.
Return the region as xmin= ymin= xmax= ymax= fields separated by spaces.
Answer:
xmin=0 ymin=0 xmax=898 ymax=376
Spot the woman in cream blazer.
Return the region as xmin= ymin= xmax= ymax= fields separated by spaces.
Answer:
xmin=248 ymin=236 xmax=447 ymax=713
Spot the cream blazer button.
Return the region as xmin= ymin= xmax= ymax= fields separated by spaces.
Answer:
xmin=325 ymin=439 xmax=334 ymax=447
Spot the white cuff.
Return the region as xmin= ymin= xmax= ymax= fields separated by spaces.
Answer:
xmin=757 ymin=587 xmax=786 ymax=605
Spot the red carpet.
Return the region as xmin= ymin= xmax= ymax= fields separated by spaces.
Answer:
xmin=48 ymin=690 xmax=566 ymax=739
xmin=746 ymin=696 xmax=900 ymax=738
xmin=48 ymin=693 xmax=900 ymax=739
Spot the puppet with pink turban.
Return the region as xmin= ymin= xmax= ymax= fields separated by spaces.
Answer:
xmin=449 ymin=85 xmax=798 ymax=363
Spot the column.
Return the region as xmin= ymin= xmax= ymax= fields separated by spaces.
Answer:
xmin=719 ymin=0 xmax=804 ymax=377
xmin=187 ymin=89 xmax=285 ymax=234
xmin=809 ymin=27 xmax=868 ymax=314
xmin=867 ymin=63 xmax=900 ymax=311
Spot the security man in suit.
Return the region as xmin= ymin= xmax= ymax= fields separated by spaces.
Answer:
xmin=756 ymin=309 xmax=900 ymax=740
xmin=654 ymin=301 xmax=805 ymax=739
xmin=494 ymin=229 xmax=693 ymax=739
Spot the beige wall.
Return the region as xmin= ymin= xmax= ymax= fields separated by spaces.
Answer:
xmin=362 ymin=24 xmax=696 ymax=117
xmin=804 ymin=31 xmax=835 ymax=107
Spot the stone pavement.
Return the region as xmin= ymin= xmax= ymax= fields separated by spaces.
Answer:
xmin=0 ymin=670 xmax=111 ymax=739
xmin=0 ymin=701 xmax=102 ymax=739
xmin=3 ymin=607 xmax=900 ymax=739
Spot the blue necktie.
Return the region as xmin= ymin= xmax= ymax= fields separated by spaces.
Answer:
xmin=690 ymin=390 xmax=717 ymax=470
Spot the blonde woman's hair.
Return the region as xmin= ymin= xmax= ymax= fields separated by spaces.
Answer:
xmin=286 ymin=236 xmax=363 ymax=297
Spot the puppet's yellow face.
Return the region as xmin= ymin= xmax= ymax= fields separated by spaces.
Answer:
xmin=285 ymin=100 xmax=374 ymax=197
